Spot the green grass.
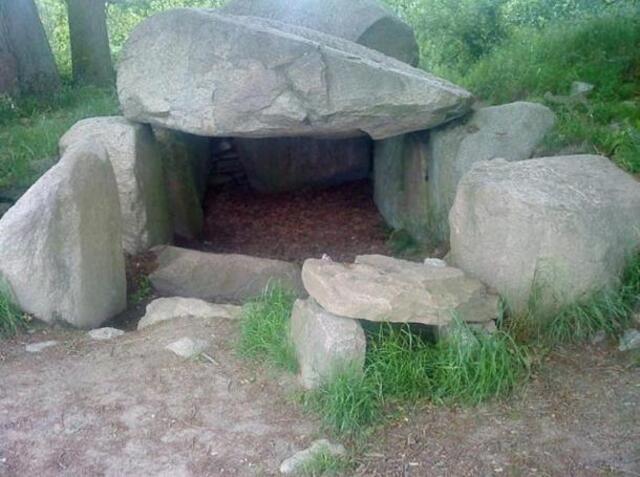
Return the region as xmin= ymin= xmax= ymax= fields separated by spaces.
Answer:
xmin=0 ymin=86 xmax=119 ymax=189
xmin=129 ymin=276 xmax=153 ymax=306
xmin=461 ymin=14 xmax=640 ymax=173
xmin=0 ymin=288 xmax=27 ymax=338
xmin=510 ymin=252 xmax=640 ymax=345
xmin=237 ymin=283 xmax=298 ymax=373
xmin=304 ymin=322 xmax=530 ymax=437
xmin=297 ymin=449 xmax=353 ymax=477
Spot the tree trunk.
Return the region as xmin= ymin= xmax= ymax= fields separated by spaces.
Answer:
xmin=0 ymin=0 xmax=60 ymax=95
xmin=67 ymin=0 xmax=114 ymax=87
xmin=0 ymin=12 xmax=18 ymax=95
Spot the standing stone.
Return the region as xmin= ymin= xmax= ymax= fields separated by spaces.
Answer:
xmin=117 ymin=10 xmax=472 ymax=139
xmin=373 ymin=132 xmax=430 ymax=241
xmin=153 ymin=127 xmax=211 ymax=240
xmin=149 ymin=246 xmax=305 ymax=302
xmin=60 ymin=117 xmax=172 ymax=254
xmin=428 ymin=101 xmax=556 ymax=240
xmin=0 ymin=141 xmax=126 ymax=328
xmin=235 ymin=136 xmax=372 ymax=193
xmin=221 ymin=0 xmax=420 ymax=66
xmin=449 ymin=155 xmax=640 ymax=314
xmin=291 ymin=298 xmax=366 ymax=389
xmin=301 ymin=255 xmax=499 ymax=325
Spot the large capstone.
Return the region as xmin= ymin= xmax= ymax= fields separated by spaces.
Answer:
xmin=449 ymin=155 xmax=640 ymax=314
xmin=301 ymin=255 xmax=500 ymax=325
xmin=59 ymin=117 xmax=172 ymax=254
xmin=0 ymin=141 xmax=126 ymax=328
xmin=291 ymin=297 xmax=366 ymax=389
xmin=117 ymin=10 xmax=472 ymax=140
xmin=221 ymin=0 xmax=420 ymax=66
xmin=150 ymin=246 xmax=306 ymax=302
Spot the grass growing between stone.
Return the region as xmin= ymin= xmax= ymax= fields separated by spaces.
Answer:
xmin=237 ymin=283 xmax=298 ymax=373
xmin=0 ymin=289 xmax=27 ymax=339
xmin=509 ymin=252 xmax=640 ymax=345
xmin=0 ymin=86 xmax=119 ymax=190
xmin=304 ymin=322 xmax=530 ymax=437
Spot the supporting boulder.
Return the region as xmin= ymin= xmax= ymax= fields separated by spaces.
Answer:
xmin=149 ymin=246 xmax=306 ymax=303
xmin=60 ymin=116 xmax=172 ymax=254
xmin=117 ymin=10 xmax=472 ymax=139
xmin=0 ymin=141 xmax=126 ymax=328
xmin=449 ymin=155 xmax=640 ymax=314
xmin=221 ymin=0 xmax=420 ymax=66
xmin=301 ymin=255 xmax=499 ymax=326
xmin=428 ymin=101 xmax=556 ymax=240
xmin=291 ymin=298 xmax=366 ymax=389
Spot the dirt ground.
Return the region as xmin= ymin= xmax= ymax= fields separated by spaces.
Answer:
xmin=1 ymin=317 xmax=638 ymax=477
xmin=200 ymin=180 xmax=392 ymax=263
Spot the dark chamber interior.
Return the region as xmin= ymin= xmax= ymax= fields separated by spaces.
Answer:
xmin=182 ymin=136 xmax=392 ymax=263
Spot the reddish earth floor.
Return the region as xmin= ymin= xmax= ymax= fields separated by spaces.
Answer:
xmin=200 ymin=180 xmax=392 ymax=263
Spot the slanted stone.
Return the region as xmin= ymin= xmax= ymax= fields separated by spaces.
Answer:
xmin=301 ymin=254 xmax=499 ymax=326
xmin=138 ymin=297 xmax=242 ymax=330
xmin=221 ymin=0 xmax=420 ymax=65
xmin=291 ymin=298 xmax=366 ymax=389
xmin=150 ymin=246 xmax=305 ymax=303
xmin=60 ymin=116 xmax=172 ymax=254
xmin=117 ymin=10 xmax=472 ymax=140
xmin=0 ymin=142 xmax=126 ymax=329
xmin=449 ymin=155 xmax=640 ymax=314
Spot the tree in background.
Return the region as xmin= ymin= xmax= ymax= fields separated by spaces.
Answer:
xmin=0 ymin=0 xmax=60 ymax=96
xmin=66 ymin=0 xmax=114 ymax=87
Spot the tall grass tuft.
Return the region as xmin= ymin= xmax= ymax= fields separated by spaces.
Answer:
xmin=237 ymin=283 xmax=298 ymax=373
xmin=510 ymin=252 xmax=640 ymax=345
xmin=0 ymin=288 xmax=26 ymax=338
xmin=306 ymin=322 xmax=530 ymax=436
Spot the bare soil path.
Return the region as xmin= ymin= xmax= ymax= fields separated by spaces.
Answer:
xmin=1 ymin=318 xmax=638 ymax=476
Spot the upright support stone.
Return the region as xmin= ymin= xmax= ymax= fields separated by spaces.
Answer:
xmin=153 ymin=128 xmax=211 ymax=240
xmin=291 ymin=298 xmax=366 ymax=389
xmin=0 ymin=141 xmax=126 ymax=328
xmin=60 ymin=116 xmax=172 ymax=254
xmin=373 ymin=132 xmax=430 ymax=241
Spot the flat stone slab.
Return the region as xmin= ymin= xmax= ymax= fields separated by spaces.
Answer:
xmin=302 ymin=255 xmax=499 ymax=326
xmin=88 ymin=328 xmax=125 ymax=340
xmin=280 ymin=439 xmax=346 ymax=475
xmin=117 ymin=9 xmax=472 ymax=140
xmin=165 ymin=337 xmax=209 ymax=358
xmin=25 ymin=341 xmax=59 ymax=353
xmin=149 ymin=246 xmax=305 ymax=303
xmin=138 ymin=297 xmax=242 ymax=330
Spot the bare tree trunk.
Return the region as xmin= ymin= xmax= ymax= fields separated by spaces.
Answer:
xmin=0 ymin=13 xmax=18 ymax=95
xmin=67 ymin=0 xmax=114 ymax=87
xmin=0 ymin=0 xmax=60 ymax=95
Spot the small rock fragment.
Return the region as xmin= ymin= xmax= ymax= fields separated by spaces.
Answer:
xmin=618 ymin=329 xmax=640 ymax=352
xmin=165 ymin=337 xmax=209 ymax=358
xmin=25 ymin=341 xmax=59 ymax=353
xmin=88 ymin=327 xmax=125 ymax=340
xmin=138 ymin=297 xmax=242 ymax=330
xmin=570 ymin=81 xmax=594 ymax=97
xmin=280 ymin=439 xmax=346 ymax=475
xmin=591 ymin=330 xmax=607 ymax=345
